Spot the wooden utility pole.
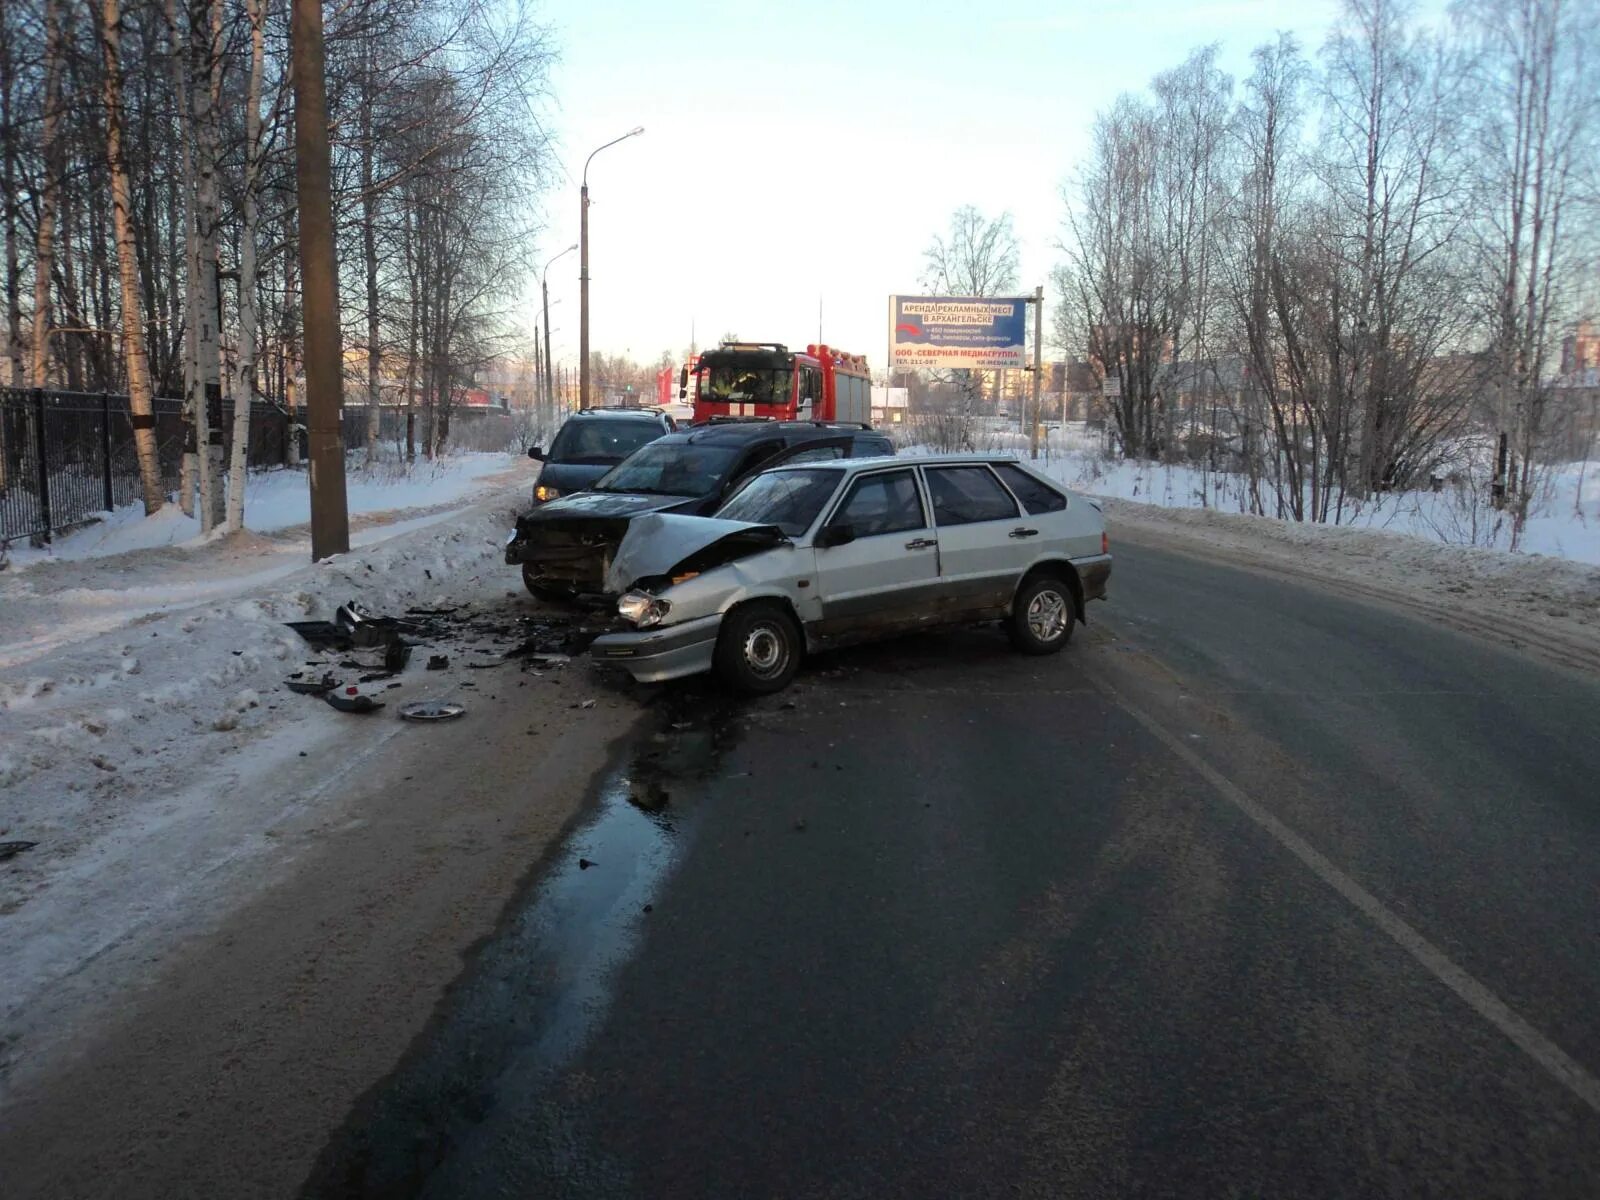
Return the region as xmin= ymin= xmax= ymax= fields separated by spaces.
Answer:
xmin=292 ymin=0 xmax=348 ymax=559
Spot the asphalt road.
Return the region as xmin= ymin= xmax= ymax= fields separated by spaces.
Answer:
xmin=299 ymin=535 xmax=1592 ymax=1196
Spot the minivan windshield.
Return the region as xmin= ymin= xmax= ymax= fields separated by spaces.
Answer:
xmin=716 ymin=468 xmax=841 ymax=536
xmin=546 ymin=417 xmax=664 ymax=465
xmin=592 ymin=442 xmax=741 ymax=497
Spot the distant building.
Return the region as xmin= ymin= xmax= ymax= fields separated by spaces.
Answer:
xmin=1551 ymin=323 xmax=1600 ymax=459
xmin=1560 ymin=320 xmax=1600 ymax=377
xmin=870 ymin=386 xmax=908 ymax=426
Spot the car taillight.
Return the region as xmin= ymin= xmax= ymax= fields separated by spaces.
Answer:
xmin=1101 ymin=531 xmax=1109 ymax=555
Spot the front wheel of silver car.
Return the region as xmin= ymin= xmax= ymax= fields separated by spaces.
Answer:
xmin=1008 ymin=575 xmax=1075 ymax=655
xmin=714 ymin=602 xmax=802 ymax=694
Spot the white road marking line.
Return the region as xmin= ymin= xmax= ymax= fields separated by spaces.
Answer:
xmin=1094 ymin=676 xmax=1600 ymax=1116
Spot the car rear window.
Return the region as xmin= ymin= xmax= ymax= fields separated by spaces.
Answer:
xmin=925 ymin=466 xmax=1020 ymax=526
xmin=547 ymin=418 xmax=663 ymax=464
xmin=993 ymin=464 xmax=1067 ymax=514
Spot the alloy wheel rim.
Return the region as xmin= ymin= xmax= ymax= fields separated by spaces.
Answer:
xmin=1027 ymin=590 xmax=1068 ymax=641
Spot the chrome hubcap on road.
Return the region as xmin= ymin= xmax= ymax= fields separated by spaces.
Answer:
xmin=744 ymin=625 xmax=787 ymax=677
xmin=1027 ymin=590 xmax=1069 ymax=641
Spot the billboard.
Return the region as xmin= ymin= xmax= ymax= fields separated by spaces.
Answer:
xmin=889 ymin=295 xmax=1028 ymax=370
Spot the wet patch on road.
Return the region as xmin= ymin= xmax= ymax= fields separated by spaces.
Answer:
xmin=297 ymin=681 xmax=749 ymax=1200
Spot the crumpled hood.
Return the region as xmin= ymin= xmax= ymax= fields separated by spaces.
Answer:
xmin=518 ymin=489 xmax=693 ymax=528
xmin=606 ymin=513 xmax=789 ymax=594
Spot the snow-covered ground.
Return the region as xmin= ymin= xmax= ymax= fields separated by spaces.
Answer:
xmin=906 ymin=424 xmax=1600 ymax=567
xmin=0 ymin=467 xmax=613 ymax=1088
xmin=2 ymin=452 xmax=525 ymax=569
xmin=900 ymin=426 xmax=1600 ymax=668
xmin=0 ymin=454 xmax=531 ymax=670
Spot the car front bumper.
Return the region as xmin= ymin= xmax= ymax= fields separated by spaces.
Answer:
xmin=588 ymin=613 xmax=724 ymax=683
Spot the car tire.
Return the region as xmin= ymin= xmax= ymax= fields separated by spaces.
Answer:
xmin=1008 ymin=575 xmax=1075 ymax=655
xmin=714 ymin=602 xmax=802 ymax=694
xmin=522 ymin=565 xmax=574 ymax=605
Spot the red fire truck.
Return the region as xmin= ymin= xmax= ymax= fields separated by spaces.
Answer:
xmin=687 ymin=342 xmax=871 ymax=424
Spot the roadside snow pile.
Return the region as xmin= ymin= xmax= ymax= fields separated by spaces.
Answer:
xmin=0 ymin=489 xmax=543 ymax=1048
xmin=904 ymin=428 xmax=1600 ymax=566
xmin=2 ymin=451 xmax=523 ymax=569
xmin=0 ymin=459 xmax=534 ymax=671
xmin=1102 ymin=496 xmax=1600 ymax=675
xmin=1052 ymin=454 xmax=1600 ymax=567
xmin=0 ymin=494 xmax=526 ymax=795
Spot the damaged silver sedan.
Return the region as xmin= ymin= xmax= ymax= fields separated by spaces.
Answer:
xmin=589 ymin=455 xmax=1111 ymax=693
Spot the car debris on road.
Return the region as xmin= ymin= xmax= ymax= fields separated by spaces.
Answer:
xmin=397 ymin=700 xmax=467 ymax=722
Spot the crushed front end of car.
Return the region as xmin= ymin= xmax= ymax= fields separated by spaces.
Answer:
xmin=588 ymin=514 xmax=796 ymax=683
xmin=505 ymin=511 xmax=633 ymax=598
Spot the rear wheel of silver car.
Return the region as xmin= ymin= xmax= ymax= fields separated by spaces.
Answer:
xmin=1008 ymin=576 xmax=1075 ymax=655
xmin=714 ymin=603 xmax=802 ymax=694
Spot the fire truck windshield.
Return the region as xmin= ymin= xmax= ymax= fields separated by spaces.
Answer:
xmin=700 ymin=364 xmax=792 ymax=408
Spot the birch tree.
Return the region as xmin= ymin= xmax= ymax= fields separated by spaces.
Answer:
xmin=187 ymin=0 xmax=225 ymax=530
xmin=1458 ymin=0 xmax=1598 ymax=546
xmin=30 ymin=0 xmax=63 ymax=389
xmin=97 ymin=0 xmax=164 ymax=513
xmin=226 ymin=0 xmax=267 ymax=530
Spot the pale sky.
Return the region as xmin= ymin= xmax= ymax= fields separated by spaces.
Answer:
xmin=530 ymin=0 xmax=1348 ymax=371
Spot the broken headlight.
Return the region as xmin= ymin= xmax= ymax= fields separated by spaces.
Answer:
xmin=617 ymin=590 xmax=671 ymax=629
xmin=534 ymin=484 xmax=562 ymax=502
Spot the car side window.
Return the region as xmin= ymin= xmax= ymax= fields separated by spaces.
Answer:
xmin=782 ymin=444 xmax=847 ymax=465
xmin=993 ymin=463 xmax=1067 ymax=514
xmin=925 ymin=466 xmax=1020 ymax=526
xmin=733 ymin=442 xmax=784 ymax=482
xmin=833 ymin=470 xmax=925 ymax=537
xmin=848 ymin=437 xmax=892 ymax=457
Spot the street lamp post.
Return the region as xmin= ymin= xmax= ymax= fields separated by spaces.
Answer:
xmin=579 ymin=127 xmax=644 ymax=411
xmin=541 ymin=243 xmax=577 ymax=426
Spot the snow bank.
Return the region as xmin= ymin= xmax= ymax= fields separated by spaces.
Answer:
xmin=0 ymin=483 xmax=556 ymax=1075
xmin=2 ymin=452 xmax=524 ymax=569
xmin=0 ymin=458 xmax=534 ymax=671
xmin=903 ymin=427 xmax=1600 ymax=567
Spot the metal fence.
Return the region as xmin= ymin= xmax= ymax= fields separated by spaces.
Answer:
xmin=0 ymin=387 xmax=518 ymax=543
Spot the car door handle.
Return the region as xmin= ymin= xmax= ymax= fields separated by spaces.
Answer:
xmin=1009 ymin=528 xmax=1039 ymax=539
xmin=905 ymin=537 xmax=937 ymax=550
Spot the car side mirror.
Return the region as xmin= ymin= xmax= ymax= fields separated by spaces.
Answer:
xmin=815 ymin=523 xmax=856 ymax=549
xmin=527 ymin=445 xmax=545 ymax=461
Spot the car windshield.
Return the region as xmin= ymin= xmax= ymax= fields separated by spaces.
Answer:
xmin=715 ymin=468 xmax=842 ymax=536
xmin=546 ymin=417 xmax=662 ymax=465
xmin=699 ymin=365 xmax=792 ymax=407
xmin=592 ymin=442 xmax=741 ymax=497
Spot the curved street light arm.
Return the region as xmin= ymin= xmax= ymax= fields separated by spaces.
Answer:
xmin=582 ymin=126 xmax=645 ymax=187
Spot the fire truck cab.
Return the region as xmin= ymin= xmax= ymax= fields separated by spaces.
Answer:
xmin=687 ymin=342 xmax=871 ymax=425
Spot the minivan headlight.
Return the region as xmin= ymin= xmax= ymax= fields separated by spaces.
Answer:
xmin=534 ymin=484 xmax=562 ymax=502
xmin=617 ymin=590 xmax=670 ymax=629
